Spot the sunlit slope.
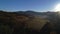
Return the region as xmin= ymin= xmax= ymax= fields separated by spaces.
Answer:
xmin=0 ymin=11 xmax=48 ymax=31
xmin=26 ymin=16 xmax=48 ymax=31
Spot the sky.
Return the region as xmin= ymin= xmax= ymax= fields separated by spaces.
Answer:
xmin=0 ymin=0 xmax=60 ymax=12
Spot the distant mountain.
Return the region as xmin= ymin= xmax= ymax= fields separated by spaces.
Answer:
xmin=15 ymin=10 xmax=48 ymax=17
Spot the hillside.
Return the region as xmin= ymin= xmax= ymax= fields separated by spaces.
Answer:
xmin=0 ymin=10 xmax=59 ymax=34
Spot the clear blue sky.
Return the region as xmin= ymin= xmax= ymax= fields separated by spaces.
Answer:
xmin=0 ymin=0 xmax=60 ymax=12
